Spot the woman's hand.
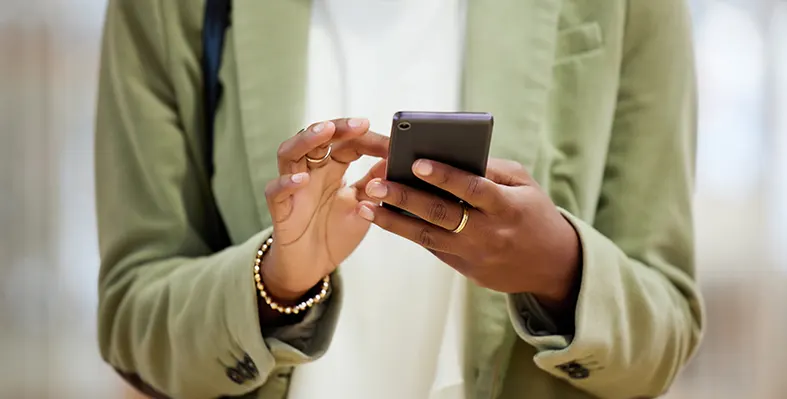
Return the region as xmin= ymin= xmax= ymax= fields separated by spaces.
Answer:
xmin=262 ymin=118 xmax=389 ymax=301
xmin=357 ymin=158 xmax=582 ymax=311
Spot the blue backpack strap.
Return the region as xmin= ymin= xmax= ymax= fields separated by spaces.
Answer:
xmin=202 ymin=0 xmax=231 ymax=177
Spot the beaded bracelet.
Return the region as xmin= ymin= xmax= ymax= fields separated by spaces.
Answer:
xmin=253 ymin=236 xmax=331 ymax=315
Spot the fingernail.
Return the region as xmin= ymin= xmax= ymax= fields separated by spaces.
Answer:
xmin=366 ymin=181 xmax=387 ymax=198
xmin=413 ymin=160 xmax=433 ymax=176
xmin=347 ymin=118 xmax=365 ymax=128
xmin=358 ymin=205 xmax=375 ymax=222
xmin=312 ymin=122 xmax=325 ymax=133
xmin=291 ymin=172 xmax=307 ymax=184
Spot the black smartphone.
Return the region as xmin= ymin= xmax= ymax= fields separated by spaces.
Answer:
xmin=384 ymin=111 xmax=494 ymax=214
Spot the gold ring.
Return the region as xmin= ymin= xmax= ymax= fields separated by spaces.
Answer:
xmin=305 ymin=145 xmax=332 ymax=164
xmin=451 ymin=202 xmax=469 ymax=234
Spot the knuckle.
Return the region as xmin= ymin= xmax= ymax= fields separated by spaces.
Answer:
xmin=427 ymin=201 xmax=448 ymax=224
xmin=500 ymin=173 xmax=517 ymax=187
xmin=396 ymin=187 xmax=409 ymax=207
xmin=276 ymin=141 xmax=291 ymax=159
xmin=490 ymin=228 xmax=515 ymax=253
xmin=417 ymin=227 xmax=435 ymax=248
xmin=264 ymin=179 xmax=280 ymax=198
xmin=466 ymin=176 xmax=482 ymax=199
xmin=436 ymin=169 xmax=451 ymax=186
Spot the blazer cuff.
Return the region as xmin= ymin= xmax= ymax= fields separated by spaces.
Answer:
xmin=224 ymin=230 xmax=342 ymax=383
xmin=506 ymin=208 xmax=622 ymax=383
xmin=507 ymin=293 xmax=573 ymax=340
xmin=263 ymin=278 xmax=342 ymax=365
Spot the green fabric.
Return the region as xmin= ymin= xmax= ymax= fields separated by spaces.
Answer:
xmin=95 ymin=0 xmax=704 ymax=398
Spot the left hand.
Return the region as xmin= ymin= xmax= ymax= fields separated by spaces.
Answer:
xmin=356 ymin=158 xmax=582 ymax=308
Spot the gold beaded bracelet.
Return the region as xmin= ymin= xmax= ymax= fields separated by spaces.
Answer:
xmin=253 ymin=236 xmax=331 ymax=315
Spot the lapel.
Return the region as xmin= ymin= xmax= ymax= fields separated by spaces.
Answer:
xmin=462 ymin=0 xmax=562 ymax=397
xmin=231 ymin=0 xmax=312 ymax=226
xmin=462 ymin=0 xmax=562 ymax=175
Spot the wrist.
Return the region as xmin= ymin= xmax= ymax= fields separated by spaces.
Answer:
xmin=260 ymin=246 xmax=314 ymax=303
xmin=535 ymin=215 xmax=582 ymax=312
xmin=255 ymin=237 xmax=332 ymax=329
xmin=533 ymin=270 xmax=580 ymax=314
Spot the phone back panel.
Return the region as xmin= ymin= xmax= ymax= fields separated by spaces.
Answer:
xmin=386 ymin=111 xmax=493 ymax=204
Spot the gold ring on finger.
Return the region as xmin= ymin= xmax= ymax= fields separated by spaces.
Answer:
xmin=451 ymin=201 xmax=469 ymax=234
xmin=305 ymin=144 xmax=332 ymax=164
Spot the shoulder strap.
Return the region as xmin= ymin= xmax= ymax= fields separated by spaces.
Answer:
xmin=202 ymin=0 xmax=232 ymax=177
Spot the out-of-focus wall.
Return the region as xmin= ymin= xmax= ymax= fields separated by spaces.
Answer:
xmin=0 ymin=1 xmax=117 ymax=398
xmin=673 ymin=1 xmax=787 ymax=398
xmin=0 ymin=0 xmax=785 ymax=398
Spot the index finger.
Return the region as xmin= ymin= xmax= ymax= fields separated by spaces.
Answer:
xmin=411 ymin=159 xmax=506 ymax=212
xmin=276 ymin=118 xmax=370 ymax=174
xmin=331 ymin=130 xmax=390 ymax=163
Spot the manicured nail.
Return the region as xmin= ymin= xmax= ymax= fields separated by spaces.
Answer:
xmin=312 ymin=122 xmax=325 ymax=133
xmin=291 ymin=172 xmax=307 ymax=184
xmin=366 ymin=181 xmax=388 ymax=198
xmin=358 ymin=205 xmax=375 ymax=222
xmin=413 ymin=160 xmax=433 ymax=176
xmin=347 ymin=118 xmax=365 ymax=128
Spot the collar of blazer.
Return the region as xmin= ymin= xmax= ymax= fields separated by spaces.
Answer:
xmin=229 ymin=0 xmax=561 ymax=394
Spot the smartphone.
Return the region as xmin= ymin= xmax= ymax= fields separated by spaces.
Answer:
xmin=384 ymin=111 xmax=494 ymax=214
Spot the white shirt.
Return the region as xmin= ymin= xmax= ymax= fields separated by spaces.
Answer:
xmin=288 ymin=1 xmax=468 ymax=398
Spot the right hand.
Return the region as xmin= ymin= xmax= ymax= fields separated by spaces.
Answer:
xmin=262 ymin=118 xmax=389 ymax=301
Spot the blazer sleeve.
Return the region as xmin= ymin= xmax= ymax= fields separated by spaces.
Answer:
xmin=95 ymin=1 xmax=339 ymax=398
xmin=507 ymin=0 xmax=705 ymax=397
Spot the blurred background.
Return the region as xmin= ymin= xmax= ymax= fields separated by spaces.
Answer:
xmin=1 ymin=0 xmax=786 ymax=398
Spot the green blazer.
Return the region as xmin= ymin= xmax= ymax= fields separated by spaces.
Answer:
xmin=95 ymin=0 xmax=704 ymax=398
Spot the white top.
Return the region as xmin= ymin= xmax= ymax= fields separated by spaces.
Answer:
xmin=288 ymin=1 xmax=468 ymax=398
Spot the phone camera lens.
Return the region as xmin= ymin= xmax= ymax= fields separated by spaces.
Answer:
xmin=398 ymin=122 xmax=411 ymax=131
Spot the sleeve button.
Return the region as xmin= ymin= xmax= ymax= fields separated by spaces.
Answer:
xmin=556 ymin=361 xmax=590 ymax=380
xmin=226 ymin=367 xmax=246 ymax=384
xmin=568 ymin=367 xmax=590 ymax=379
xmin=236 ymin=353 xmax=259 ymax=380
